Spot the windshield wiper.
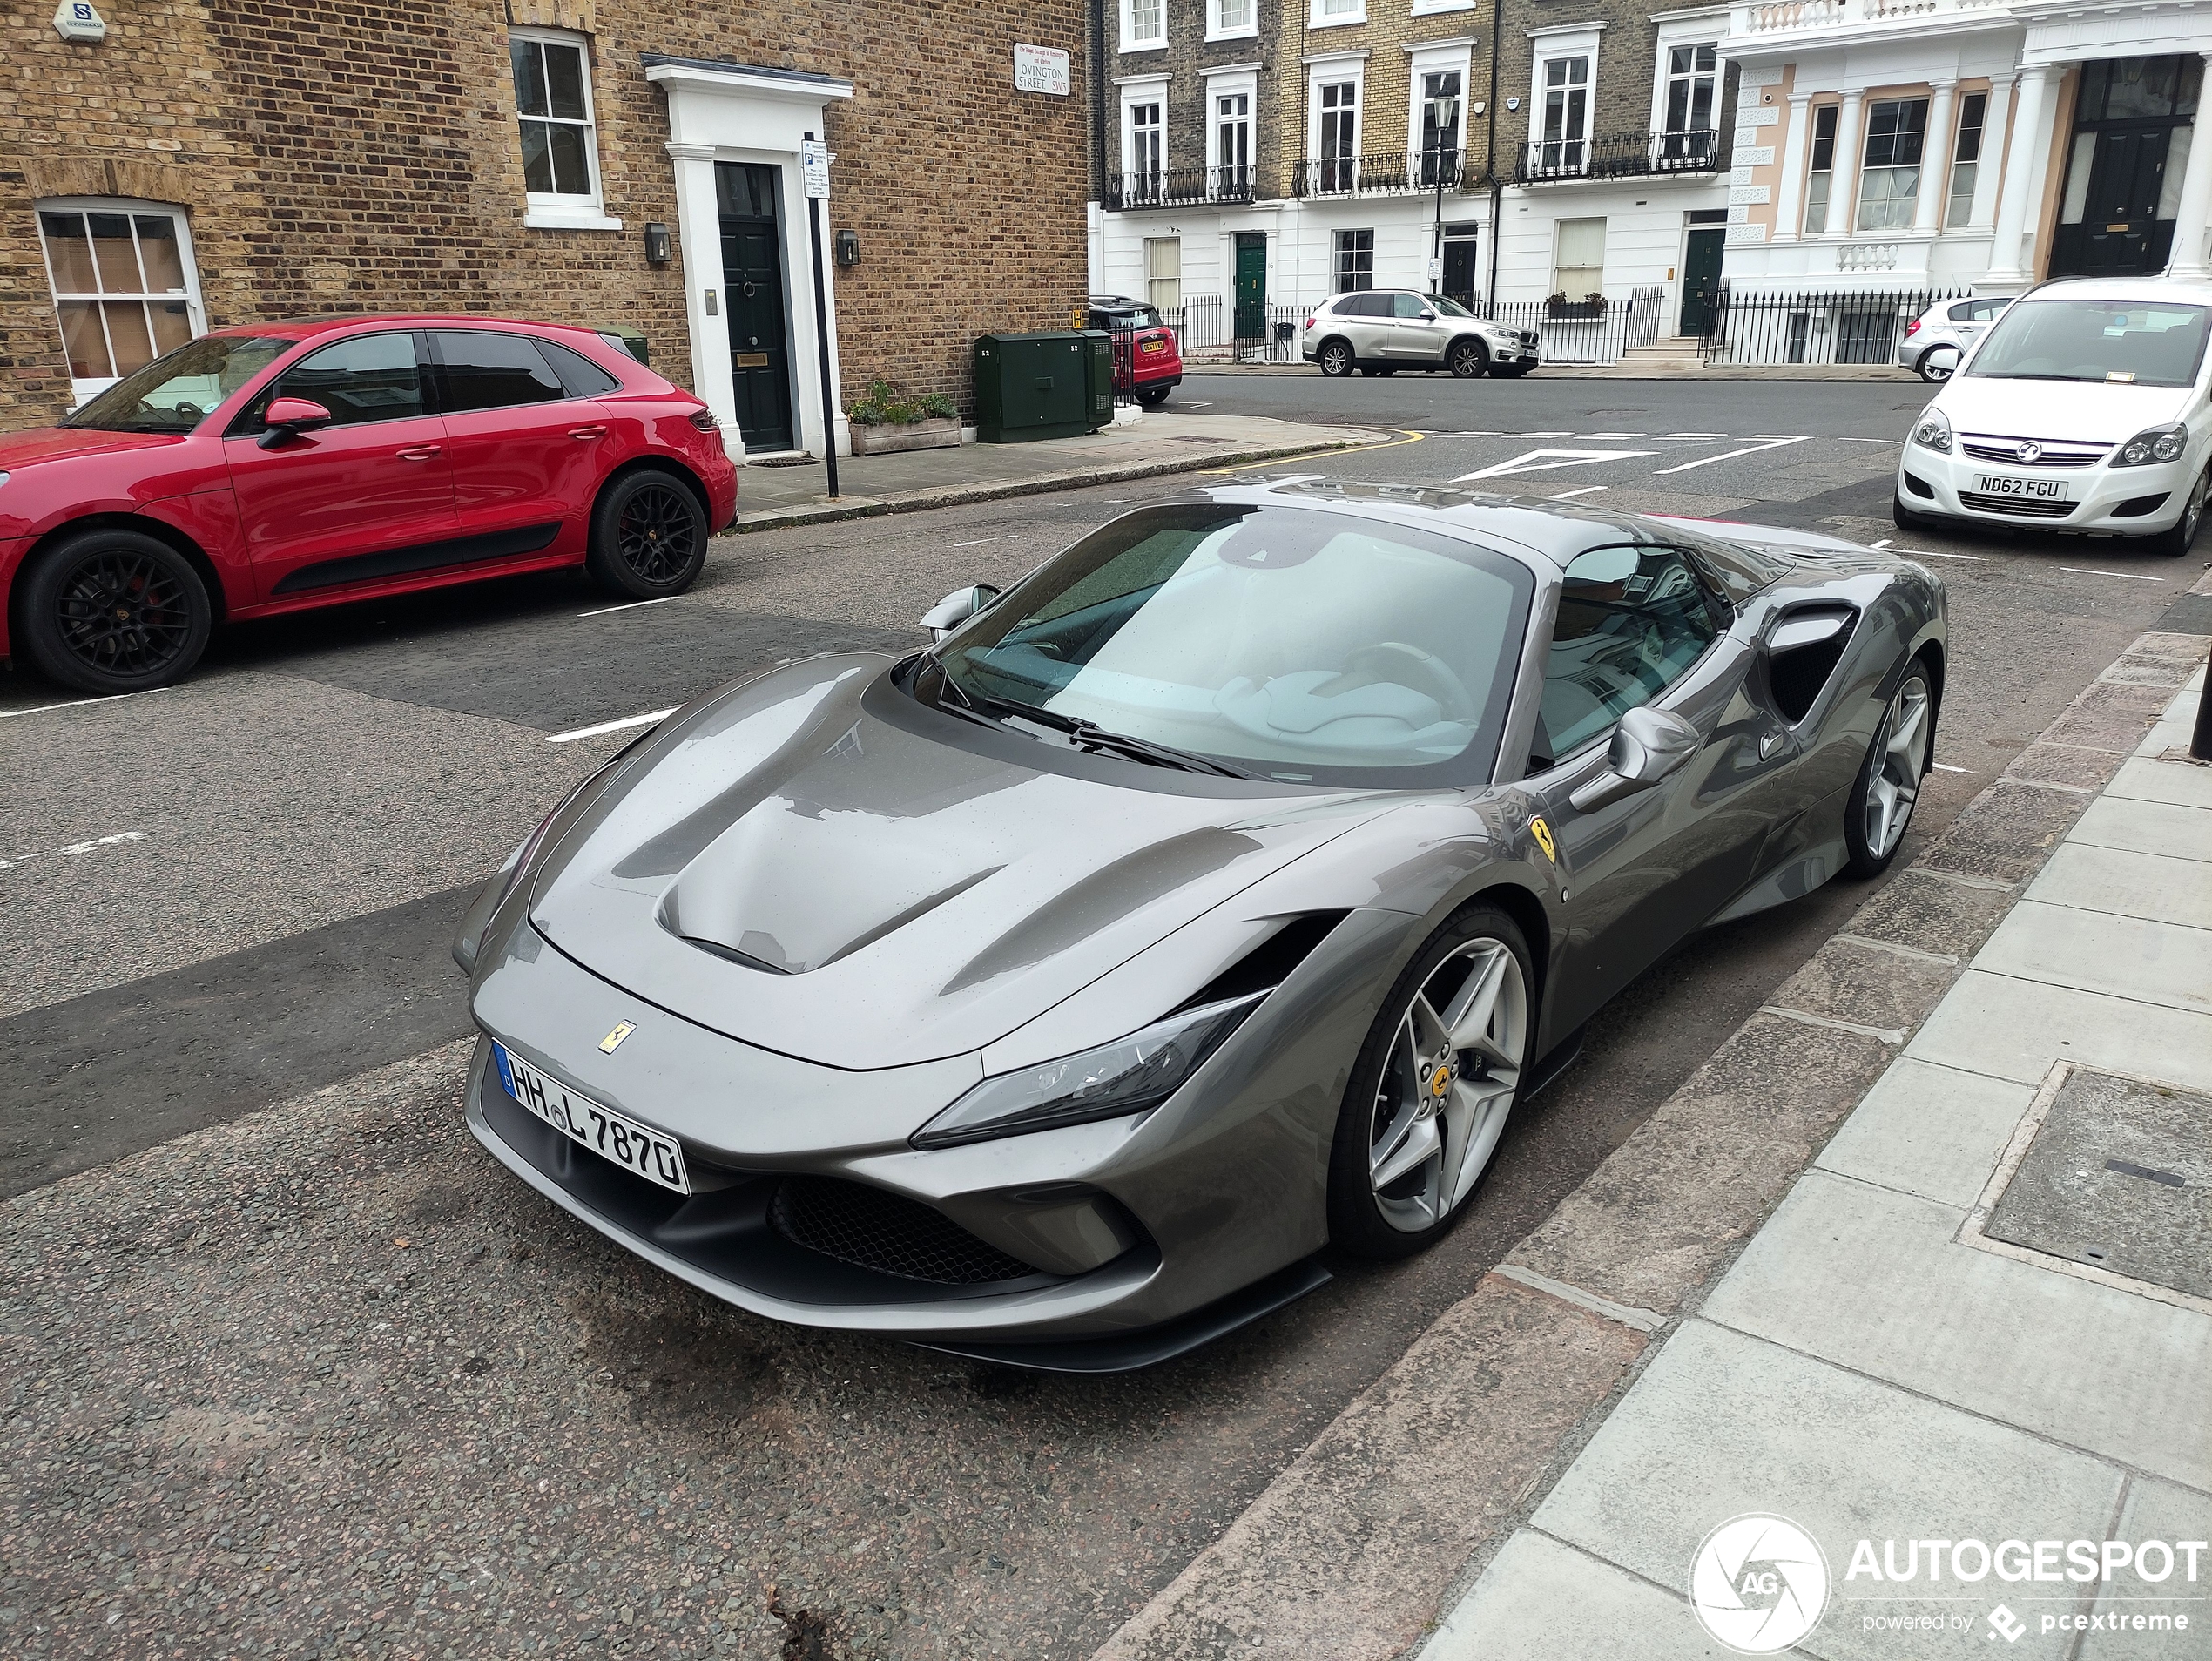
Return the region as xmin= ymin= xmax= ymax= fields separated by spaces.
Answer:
xmin=972 ymin=692 xmax=1256 ymax=778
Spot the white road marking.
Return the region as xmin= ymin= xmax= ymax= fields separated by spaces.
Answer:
xmin=1901 ymin=548 xmax=1985 ymax=560
xmin=1934 ymin=763 xmax=1971 ymax=773
xmin=0 ymin=687 xmax=170 ymax=720
xmin=1455 ymin=448 xmax=1656 ymax=482
xmin=1652 ymin=435 xmax=1811 ymax=476
xmin=952 ymin=535 xmax=1023 ymax=548
xmin=1871 ymin=538 xmax=1892 ymax=548
xmin=1667 ymin=431 xmax=1727 ymax=438
xmin=1522 ymin=430 xmax=1573 ymax=438
xmin=2059 ymin=567 xmax=2165 ymax=582
xmin=0 ymin=830 xmax=149 ymax=872
xmin=577 ymin=596 xmax=681 ymax=618
xmin=1584 ymin=432 xmax=1646 ymax=438
xmin=546 ymin=708 xmax=678 ymax=744
xmin=1549 ymin=485 xmax=1610 ymax=500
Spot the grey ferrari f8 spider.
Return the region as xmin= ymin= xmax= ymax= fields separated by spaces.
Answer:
xmin=453 ymin=483 xmax=1945 ymax=1371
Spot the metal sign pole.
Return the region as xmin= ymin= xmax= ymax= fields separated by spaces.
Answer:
xmin=802 ymin=135 xmax=839 ymax=501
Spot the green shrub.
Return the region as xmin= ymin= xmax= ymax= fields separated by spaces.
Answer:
xmin=848 ymin=381 xmax=959 ymax=425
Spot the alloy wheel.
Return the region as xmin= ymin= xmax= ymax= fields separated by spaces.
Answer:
xmin=1367 ymin=937 xmax=1527 ymax=1232
xmin=1865 ymin=672 xmax=1931 ymax=861
xmin=1319 ymin=341 xmax=1352 ymax=378
xmin=617 ymin=483 xmax=698 ymax=583
xmin=53 ymin=549 xmax=195 ymax=679
xmin=1450 ymin=341 xmax=1486 ymax=378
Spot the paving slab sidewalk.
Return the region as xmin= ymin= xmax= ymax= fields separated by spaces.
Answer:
xmin=1186 ymin=363 xmax=1919 ymax=381
xmin=1091 ymin=568 xmax=2212 ymax=1661
xmin=730 ymin=411 xmax=1385 ymax=530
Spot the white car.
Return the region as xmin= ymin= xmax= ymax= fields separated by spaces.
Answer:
xmin=1896 ymin=294 xmax=2013 ymax=382
xmin=1895 ymin=276 xmax=2212 ymax=557
xmin=1301 ymin=291 xmax=1541 ymax=379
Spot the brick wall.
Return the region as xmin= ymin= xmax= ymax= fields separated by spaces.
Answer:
xmin=0 ymin=0 xmax=1087 ymax=429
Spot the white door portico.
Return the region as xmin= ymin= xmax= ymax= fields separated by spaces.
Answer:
xmin=644 ymin=55 xmax=853 ymax=461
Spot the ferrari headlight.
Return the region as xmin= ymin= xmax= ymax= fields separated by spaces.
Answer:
xmin=911 ymin=991 xmax=1265 ymax=1150
xmin=1911 ymin=410 xmax=1952 ymax=454
xmin=2114 ymin=423 xmax=2187 ymax=467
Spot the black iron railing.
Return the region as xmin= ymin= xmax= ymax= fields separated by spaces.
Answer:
xmin=1698 ymin=287 xmax=1971 ymax=365
xmin=1105 ymin=166 xmax=1258 ymax=210
xmin=1515 ymin=129 xmax=1725 ymax=184
xmin=1296 ymin=149 xmax=1467 ymax=198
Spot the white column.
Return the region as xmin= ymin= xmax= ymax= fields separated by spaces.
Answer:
xmin=1967 ymin=75 xmax=2012 ymax=228
xmin=2166 ymin=52 xmax=2212 ymax=278
xmin=1986 ymin=64 xmax=2055 ymax=282
xmin=1824 ymin=89 xmax=1865 ymax=239
xmin=1914 ymin=79 xmax=1958 ymax=233
xmin=1771 ymin=92 xmax=1813 ymax=244
xmin=666 ymin=141 xmax=741 ymax=457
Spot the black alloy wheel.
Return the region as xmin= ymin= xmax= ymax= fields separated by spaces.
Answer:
xmin=1136 ymin=383 xmax=1173 ymax=408
xmin=18 ymin=527 xmax=212 ymax=695
xmin=586 ymin=469 xmax=709 ymax=599
xmin=1449 ymin=338 xmax=1488 ymax=378
xmin=1317 ymin=339 xmax=1355 ymax=378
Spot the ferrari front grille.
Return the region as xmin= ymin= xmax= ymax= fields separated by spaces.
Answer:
xmin=771 ymin=1177 xmax=1041 ymax=1285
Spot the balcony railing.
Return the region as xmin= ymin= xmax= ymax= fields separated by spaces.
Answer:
xmin=1104 ymin=166 xmax=1258 ymax=210
xmin=1735 ymin=0 xmax=2006 ymax=34
xmin=1514 ymin=129 xmax=1725 ymax=184
xmin=1296 ymin=149 xmax=1467 ymax=198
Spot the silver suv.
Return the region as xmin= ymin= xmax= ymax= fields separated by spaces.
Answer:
xmin=1302 ymin=290 xmax=1539 ymax=379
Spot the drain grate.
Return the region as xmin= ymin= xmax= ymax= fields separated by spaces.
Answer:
xmin=1985 ymin=1068 xmax=2211 ymax=1300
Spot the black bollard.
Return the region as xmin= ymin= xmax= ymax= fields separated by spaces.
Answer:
xmin=2194 ymin=644 xmax=2212 ymax=761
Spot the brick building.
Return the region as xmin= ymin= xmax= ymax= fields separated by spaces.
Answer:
xmin=0 ymin=0 xmax=1089 ymax=456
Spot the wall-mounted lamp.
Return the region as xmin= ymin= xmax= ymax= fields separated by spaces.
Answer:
xmin=835 ymin=227 xmax=859 ymax=267
xmin=643 ymin=222 xmax=671 ymax=265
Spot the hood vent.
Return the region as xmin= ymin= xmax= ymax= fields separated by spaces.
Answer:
xmin=1173 ymin=911 xmax=1352 ymax=1014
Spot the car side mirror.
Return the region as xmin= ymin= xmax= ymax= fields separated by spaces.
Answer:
xmin=921 ymin=584 xmax=1002 ymax=642
xmin=1417 ymin=309 xmax=1436 ymax=321
xmin=259 ymin=396 xmax=334 ymax=449
xmin=1568 ymin=705 xmax=1700 ymax=813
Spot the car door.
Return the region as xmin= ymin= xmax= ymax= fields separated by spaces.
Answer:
xmin=1337 ymin=294 xmax=1389 ymax=360
xmin=1516 ymin=543 xmax=1788 ymax=1036
xmin=1387 ymin=292 xmax=1450 ymax=361
xmin=429 ymin=329 xmax=610 ymax=564
xmin=222 ymin=329 xmax=460 ymax=600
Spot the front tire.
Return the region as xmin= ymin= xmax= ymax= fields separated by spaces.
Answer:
xmin=1327 ymin=906 xmax=1533 ymax=1259
xmin=2142 ymin=463 xmax=2209 ymax=557
xmin=1448 ymin=338 xmax=1488 ymax=378
xmin=586 ymin=469 xmax=709 ymax=599
xmin=1317 ymin=339 xmax=1355 ymax=378
xmin=1135 ymin=383 xmax=1172 ymax=408
xmin=1892 ymin=493 xmax=1936 ymax=534
xmin=1915 ymin=346 xmax=1958 ymax=383
xmin=1844 ymin=664 xmax=1934 ymax=878
xmin=17 ymin=526 xmax=212 ymax=695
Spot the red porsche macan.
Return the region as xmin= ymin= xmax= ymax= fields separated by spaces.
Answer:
xmin=0 ymin=315 xmax=739 ymax=696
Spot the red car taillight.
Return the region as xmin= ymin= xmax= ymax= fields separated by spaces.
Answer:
xmin=689 ymin=408 xmax=719 ymax=433
xmin=1304 ymin=316 xmax=1317 ymax=329
xmin=1904 ymin=319 xmax=1920 ymax=337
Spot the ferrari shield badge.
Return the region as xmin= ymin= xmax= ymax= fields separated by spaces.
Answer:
xmin=598 ymin=1021 xmax=637 ymax=1054
xmin=1529 ymin=817 xmax=1557 ymax=863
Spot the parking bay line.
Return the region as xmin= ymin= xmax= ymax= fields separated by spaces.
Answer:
xmin=1873 ymin=538 xmax=1986 ymax=563
xmin=1550 ymin=485 xmax=1609 ymax=501
xmin=2059 ymin=567 xmax=2166 ymax=582
xmin=546 ymin=708 xmax=678 ymax=744
xmin=1651 ymin=435 xmax=1811 ymax=476
xmin=577 ymin=596 xmax=681 ymax=618
xmin=0 ymin=686 xmax=171 ymax=720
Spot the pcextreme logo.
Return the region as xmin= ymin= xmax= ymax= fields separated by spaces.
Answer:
xmin=1690 ymin=1514 xmax=1831 ymax=1653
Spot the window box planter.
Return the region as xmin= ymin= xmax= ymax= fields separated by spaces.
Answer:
xmin=1544 ymin=297 xmax=1608 ymax=321
xmin=849 ymin=415 xmax=961 ymax=456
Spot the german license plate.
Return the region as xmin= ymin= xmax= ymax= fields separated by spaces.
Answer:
xmin=492 ymin=1043 xmax=690 ymax=1193
xmin=1974 ymin=474 xmax=2067 ymax=500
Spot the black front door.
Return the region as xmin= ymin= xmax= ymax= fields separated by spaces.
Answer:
xmin=1678 ymin=226 xmax=1726 ymax=336
xmin=1441 ymin=223 xmax=1480 ymax=307
xmin=717 ymin=162 xmax=795 ymax=454
xmin=2074 ymin=127 xmax=2173 ymax=275
xmin=2048 ymin=56 xmax=2200 ymax=278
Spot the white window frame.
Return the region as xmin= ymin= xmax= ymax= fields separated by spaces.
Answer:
xmin=1119 ymin=77 xmax=1171 ymax=185
xmin=1411 ymin=0 xmax=1476 ymax=17
xmin=1208 ymin=0 xmax=1258 ymax=44
xmin=1406 ymin=40 xmax=1475 ymax=159
xmin=1647 ymin=10 xmax=1728 ymax=134
xmin=1305 ymin=56 xmax=1367 ymax=165
xmin=1944 ymin=87 xmax=1988 ymax=229
xmin=1309 ymin=0 xmax=1366 ymax=30
xmin=1204 ymin=66 xmax=1261 ymax=196
xmin=1552 ymin=215 xmax=1608 ymax=300
xmin=509 ymin=28 xmax=621 ymax=232
xmin=35 ymin=197 xmax=206 ymax=407
xmin=1527 ymin=24 xmax=1603 ymax=178
xmin=1855 ymin=95 xmax=1928 ymax=233
xmin=1122 ymin=0 xmax=1167 ymax=53
xmin=1144 ymin=236 xmax=1184 ymax=314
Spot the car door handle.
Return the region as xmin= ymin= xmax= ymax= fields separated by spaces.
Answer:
xmin=569 ymin=425 xmax=607 ymax=440
xmin=395 ymin=444 xmax=442 ymax=461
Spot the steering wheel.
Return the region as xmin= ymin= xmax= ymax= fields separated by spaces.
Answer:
xmin=1338 ymin=641 xmax=1475 ymax=716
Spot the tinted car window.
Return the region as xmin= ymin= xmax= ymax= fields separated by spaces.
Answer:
xmin=537 ymin=337 xmax=621 ymax=397
xmin=1541 ymin=544 xmax=1719 ymax=761
xmin=263 ymin=332 xmax=424 ymax=427
xmin=433 ymin=330 xmax=567 ymax=412
xmin=1335 ymin=294 xmax=1386 ymax=318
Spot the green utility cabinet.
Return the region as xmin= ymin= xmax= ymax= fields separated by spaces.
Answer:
xmin=974 ymin=330 xmax=1109 ymax=442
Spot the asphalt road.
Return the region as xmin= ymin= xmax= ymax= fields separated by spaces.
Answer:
xmin=3 ymin=376 xmax=2206 ymax=1660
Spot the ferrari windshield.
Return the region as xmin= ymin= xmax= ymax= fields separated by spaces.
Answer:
xmin=64 ymin=333 xmax=296 ymax=433
xmin=1965 ymin=299 xmax=2212 ymax=388
xmin=932 ymin=504 xmax=1533 ymax=785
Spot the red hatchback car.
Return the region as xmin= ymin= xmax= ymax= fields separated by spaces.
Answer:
xmin=1087 ymin=296 xmax=1184 ymax=407
xmin=0 ymin=315 xmax=738 ymax=695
